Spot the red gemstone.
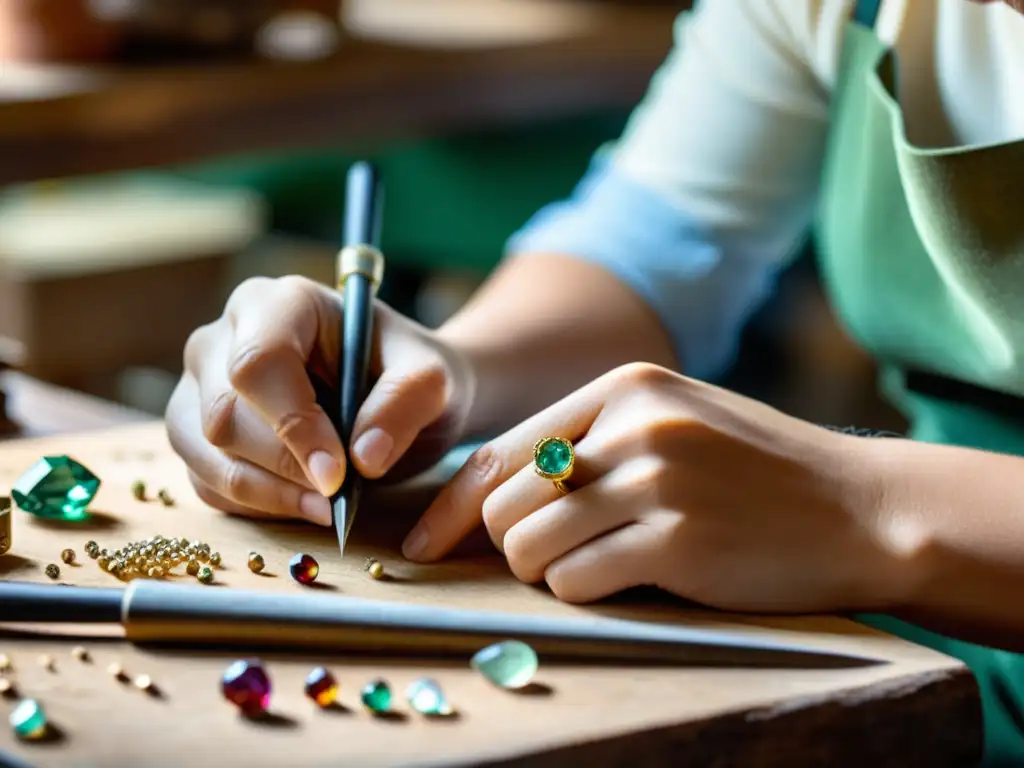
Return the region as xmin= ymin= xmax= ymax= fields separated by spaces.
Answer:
xmin=289 ymin=553 xmax=319 ymax=585
xmin=221 ymin=659 xmax=271 ymax=716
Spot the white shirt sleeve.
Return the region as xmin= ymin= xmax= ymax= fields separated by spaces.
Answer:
xmin=508 ymin=0 xmax=847 ymax=379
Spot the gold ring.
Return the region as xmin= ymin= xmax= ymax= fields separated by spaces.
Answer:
xmin=533 ymin=437 xmax=575 ymax=494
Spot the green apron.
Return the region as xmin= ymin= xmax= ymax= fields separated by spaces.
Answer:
xmin=817 ymin=1 xmax=1024 ymax=763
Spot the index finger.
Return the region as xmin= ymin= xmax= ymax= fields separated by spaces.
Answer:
xmin=227 ymin=279 xmax=346 ymax=497
xmin=401 ymin=376 xmax=610 ymax=563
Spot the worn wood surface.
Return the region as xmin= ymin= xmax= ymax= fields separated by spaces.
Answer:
xmin=0 ymin=3 xmax=676 ymax=185
xmin=0 ymin=422 xmax=981 ymax=766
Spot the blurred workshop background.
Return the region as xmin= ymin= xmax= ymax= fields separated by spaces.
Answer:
xmin=0 ymin=0 xmax=904 ymax=438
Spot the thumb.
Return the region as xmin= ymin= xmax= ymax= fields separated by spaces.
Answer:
xmin=350 ymin=323 xmax=449 ymax=479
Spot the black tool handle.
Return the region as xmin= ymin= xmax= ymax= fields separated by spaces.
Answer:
xmin=339 ymin=161 xmax=383 ymax=448
xmin=0 ymin=581 xmax=122 ymax=624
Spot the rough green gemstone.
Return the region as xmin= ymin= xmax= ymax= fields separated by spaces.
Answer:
xmin=405 ymin=678 xmax=451 ymax=716
xmin=471 ymin=640 xmax=538 ymax=689
xmin=13 ymin=456 xmax=101 ymax=521
xmin=360 ymin=679 xmax=392 ymax=713
xmin=10 ymin=698 xmax=47 ymax=740
xmin=535 ymin=439 xmax=572 ymax=476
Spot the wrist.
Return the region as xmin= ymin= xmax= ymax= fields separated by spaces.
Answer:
xmin=838 ymin=433 xmax=936 ymax=613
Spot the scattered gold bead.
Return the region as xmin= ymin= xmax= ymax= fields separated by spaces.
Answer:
xmin=197 ymin=550 xmax=210 ymax=563
xmin=60 ymin=548 xmax=76 ymax=565
xmin=0 ymin=677 xmax=14 ymax=698
xmin=179 ymin=538 xmax=190 ymax=549
xmin=147 ymin=566 xmax=165 ymax=579
xmin=85 ymin=541 xmax=100 ymax=559
xmin=0 ymin=654 xmax=12 ymax=671
xmin=367 ymin=560 xmax=385 ymax=580
xmin=44 ymin=563 xmax=59 ymax=580
xmin=157 ymin=489 xmax=174 ymax=506
xmin=247 ymin=553 xmax=265 ymax=574
xmin=71 ymin=646 xmax=89 ymax=662
xmin=108 ymin=662 xmax=128 ymax=681
xmin=197 ymin=565 xmax=214 ymax=584
xmin=186 ymin=559 xmax=200 ymax=576
xmin=131 ymin=480 xmax=146 ymax=501
xmin=134 ymin=556 xmax=146 ymax=568
xmin=133 ymin=674 xmax=153 ymax=691
xmin=97 ymin=556 xmax=111 ymax=571
xmin=38 ymin=654 xmax=54 ymax=671
xmin=209 ymin=552 xmax=222 ymax=567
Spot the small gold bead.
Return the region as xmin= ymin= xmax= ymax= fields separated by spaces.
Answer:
xmin=133 ymin=674 xmax=153 ymax=691
xmin=186 ymin=559 xmax=200 ymax=576
xmin=247 ymin=553 xmax=265 ymax=574
xmin=131 ymin=480 xmax=146 ymax=501
xmin=44 ymin=563 xmax=60 ymax=580
xmin=155 ymin=549 xmax=168 ymax=561
xmin=108 ymin=662 xmax=128 ymax=681
xmin=60 ymin=548 xmax=76 ymax=565
xmin=157 ymin=489 xmax=174 ymax=506
xmin=199 ymin=543 xmax=211 ymax=554
xmin=0 ymin=653 xmax=12 ymax=671
xmin=368 ymin=560 xmax=385 ymax=580
xmin=0 ymin=677 xmax=14 ymax=698
xmin=197 ymin=550 xmax=210 ymax=563
xmin=134 ymin=556 xmax=146 ymax=568
xmin=38 ymin=654 xmax=54 ymax=671
xmin=97 ymin=556 xmax=111 ymax=571
xmin=209 ymin=552 xmax=222 ymax=567
xmin=179 ymin=538 xmax=190 ymax=549
xmin=71 ymin=646 xmax=89 ymax=662
xmin=147 ymin=566 xmax=165 ymax=579
xmin=85 ymin=541 xmax=100 ymax=559
xmin=140 ymin=546 xmax=154 ymax=558
xmin=197 ymin=565 xmax=215 ymax=584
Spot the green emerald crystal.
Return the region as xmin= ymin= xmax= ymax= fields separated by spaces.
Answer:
xmin=535 ymin=439 xmax=572 ymax=477
xmin=10 ymin=699 xmax=47 ymax=740
xmin=405 ymin=678 xmax=452 ymax=716
xmin=13 ymin=456 xmax=101 ymax=521
xmin=360 ymin=679 xmax=392 ymax=713
xmin=471 ymin=640 xmax=538 ymax=689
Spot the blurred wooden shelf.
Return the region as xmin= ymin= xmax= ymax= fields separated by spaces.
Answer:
xmin=0 ymin=4 xmax=677 ymax=185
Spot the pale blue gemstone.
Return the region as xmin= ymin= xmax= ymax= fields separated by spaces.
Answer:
xmin=470 ymin=640 xmax=538 ymax=689
xmin=405 ymin=678 xmax=451 ymax=715
xmin=10 ymin=698 xmax=47 ymax=739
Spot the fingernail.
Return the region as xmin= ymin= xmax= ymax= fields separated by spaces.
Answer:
xmin=308 ymin=450 xmax=344 ymax=496
xmin=402 ymin=526 xmax=430 ymax=561
xmin=300 ymin=492 xmax=332 ymax=526
xmin=353 ymin=428 xmax=394 ymax=475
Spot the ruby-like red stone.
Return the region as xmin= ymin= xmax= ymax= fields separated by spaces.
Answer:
xmin=289 ymin=553 xmax=319 ymax=585
xmin=221 ymin=659 xmax=271 ymax=716
xmin=304 ymin=666 xmax=338 ymax=707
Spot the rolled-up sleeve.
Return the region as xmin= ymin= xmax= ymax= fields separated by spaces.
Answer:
xmin=506 ymin=0 xmax=839 ymax=380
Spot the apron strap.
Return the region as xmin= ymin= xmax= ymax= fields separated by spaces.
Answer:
xmin=852 ymin=0 xmax=882 ymax=28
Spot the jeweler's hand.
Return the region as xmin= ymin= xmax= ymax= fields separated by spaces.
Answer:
xmin=402 ymin=363 xmax=908 ymax=612
xmin=166 ymin=276 xmax=475 ymax=525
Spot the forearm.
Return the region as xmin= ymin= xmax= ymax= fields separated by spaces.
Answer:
xmin=436 ymin=252 xmax=678 ymax=438
xmin=869 ymin=437 xmax=1024 ymax=650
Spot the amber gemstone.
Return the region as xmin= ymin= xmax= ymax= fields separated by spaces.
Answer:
xmin=289 ymin=553 xmax=319 ymax=585
xmin=303 ymin=666 xmax=338 ymax=707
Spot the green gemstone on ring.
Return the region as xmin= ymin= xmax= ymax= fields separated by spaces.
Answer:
xmin=534 ymin=438 xmax=573 ymax=477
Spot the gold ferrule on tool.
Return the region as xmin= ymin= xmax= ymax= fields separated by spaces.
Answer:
xmin=337 ymin=244 xmax=385 ymax=293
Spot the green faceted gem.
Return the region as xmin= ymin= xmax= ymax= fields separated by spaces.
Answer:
xmin=405 ymin=678 xmax=451 ymax=716
xmin=471 ymin=640 xmax=538 ymax=689
xmin=13 ymin=456 xmax=101 ymax=521
xmin=534 ymin=438 xmax=573 ymax=478
xmin=10 ymin=698 xmax=47 ymax=740
xmin=360 ymin=679 xmax=392 ymax=713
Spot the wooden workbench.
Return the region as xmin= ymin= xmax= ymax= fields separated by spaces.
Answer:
xmin=0 ymin=2 xmax=677 ymax=186
xmin=0 ymin=422 xmax=981 ymax=766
